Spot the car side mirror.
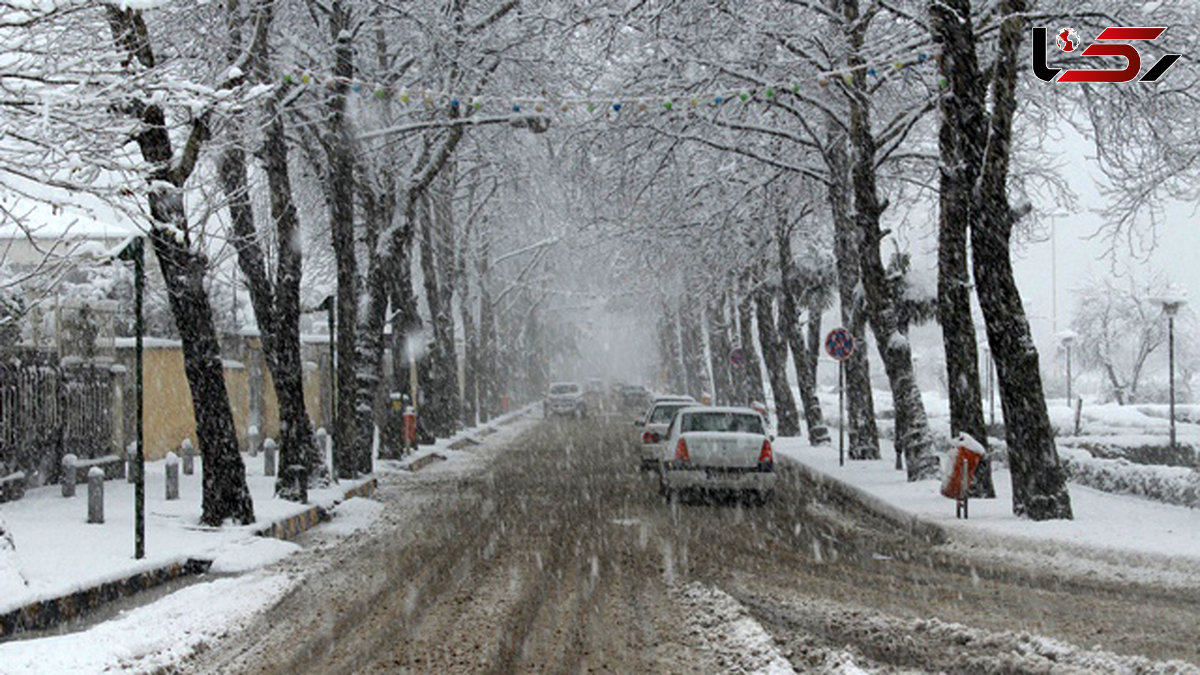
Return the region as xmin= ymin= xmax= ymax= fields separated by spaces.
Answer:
xmin=633 ymin=419 xmax=644 ymax=427
xmin=770 ymin=434 xmax=776 ymax=442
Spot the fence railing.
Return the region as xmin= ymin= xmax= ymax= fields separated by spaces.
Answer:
xmin=0 ymin=352 xmax=111 ymax=499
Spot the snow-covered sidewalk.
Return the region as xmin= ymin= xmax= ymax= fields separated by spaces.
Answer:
xmin=0 ymin=408 xmax=534 ymax=672
xmin=775 ymin=438 xmax=1200 ymax=587
xmin=0 ymin=450 xmax=375 ymax=621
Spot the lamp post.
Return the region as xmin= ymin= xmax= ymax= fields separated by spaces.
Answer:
xmin=1152 ymin=293 xmax=1187 ymax=455
xmin=1056 ymin=331 xmax=1078 ymax=405
xmin=115 ymin=237 xmax=145 ymax=559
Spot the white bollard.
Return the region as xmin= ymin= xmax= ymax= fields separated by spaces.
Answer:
xmin=61 ymin=454 xmax=77 ymax=498
xmin=181 ymin=438 xmax=195 ymax=476
xmin=165 ymin=452 xmax=179 ymax=501
xmin=87 ymin=467 xmax=104 ymax=524
xmin=247 ymin=425 xmax=260 ymax=458
xmin=263 ymin=438 xmax=277 ymax=477
xmin=126 ymin=441 xmax=138 ymax=484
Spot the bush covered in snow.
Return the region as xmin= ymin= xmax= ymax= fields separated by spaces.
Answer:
xmin=1058 ymin=447 xmax=1200 ymax=509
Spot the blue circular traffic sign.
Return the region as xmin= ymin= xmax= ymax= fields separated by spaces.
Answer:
xmin=825 ymin=328 xmax=856 ymax=361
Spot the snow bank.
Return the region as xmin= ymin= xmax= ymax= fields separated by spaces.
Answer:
xmin=319 ymin=497 xmax=384 ymax=537
xmin=207 ymin=537 xmax=300 ymax=574
xmin=0 ymin=516 xmax=28 ymax=600
xmin=1059 ymin=446 xmax=1200 ymax=509
xmin=0 ymin=573 xmax=289 ymax=674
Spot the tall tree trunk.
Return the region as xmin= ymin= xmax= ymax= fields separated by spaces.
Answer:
xmin=931 ymin=0 xmax=994 ymax=498
xmin=680 ymin=294 xmax=709 ymax=399
xmin=777 ymin=222 xmax=829 ymax=444
xmin=659 ymin=305 xmax=685 ymax=394
xmin=418 ymin=192 xmax=456 ymax=438
xmin=107 ymin=6 xmax=253 ymax=525
xmin=841 ymin=0 xmax=935 ymax=480
xmin=476 ymin=239 xmax=495 ymax=422
xmin=756 ymin=292 xmax=801 ymax=436
xmin=973 ymin=0 xmax=1071 ymax=519
xmin=827 ymin=129 xmax=880 ymax=460
xmin=459 ymin=226 xmax=478 ymax=428
xmin=706 ymin=294 xmax=736 ymax=405
xmin=326 ymin=0 xmax=360 ymax=478
xmin=431 ymin=177 xmax=461 ymax=431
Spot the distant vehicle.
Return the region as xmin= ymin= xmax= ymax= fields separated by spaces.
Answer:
xmin=634 ymin=395 xmax=696 ymax=470
xmin=620 ymin=384 xmax=651 ymax=410
xmin=583 ymin=378 xmax=606 ymax=412
xmin=544 ymin=381 xmax=587 ymax=419
xmin=657 ymin=406 xmax=776 ymax=504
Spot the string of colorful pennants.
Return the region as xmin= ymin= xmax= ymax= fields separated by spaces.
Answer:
xmin=279 ymin=51 xmax=945 ymax=112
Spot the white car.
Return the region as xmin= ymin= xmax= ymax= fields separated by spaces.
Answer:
xmin=543 ymin=381 xmax=587 ymax=418
xmin=657 ymin=406 xmax=777 ymax=504
xmin=634 ymin=395 xmax=696 ymax=470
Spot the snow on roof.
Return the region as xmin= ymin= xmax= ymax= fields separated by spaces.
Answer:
xmin=0 ymin=191 xmax=139 ymax=242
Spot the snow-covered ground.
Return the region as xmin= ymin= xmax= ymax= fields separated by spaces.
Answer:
xmin=0 ymin=409 xmax=533 ymax=673
xmin=0 ymin=453 xmax=373 ymax=616
xmin=776 ymin=438 xmax=1200 ymax=588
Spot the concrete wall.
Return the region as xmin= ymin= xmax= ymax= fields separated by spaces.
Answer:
xmin=115 ymin=338 xmax=329 ymax=461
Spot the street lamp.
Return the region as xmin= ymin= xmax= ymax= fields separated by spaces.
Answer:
xmin=108 ymin=237 xmax=145 ymax=559
xmin=1152 ymin=291 xmax=1188 ymax=456
xmin=1057 ymin=331 xmax=1078 ymax=405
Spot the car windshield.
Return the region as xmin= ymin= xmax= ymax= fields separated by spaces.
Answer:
xmin=680 ymin=412 xmax=765 ymax=434
xmin=549 ymin=384 xmax=579 ymax=395
xmin=648 ymin=404 xmax=687 ymax=424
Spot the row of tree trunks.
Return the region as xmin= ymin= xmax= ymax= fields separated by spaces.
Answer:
xmin=755 ymin=292 xmax=800 ymax=436
xmin=776 ymin=215 xmax=829 ymax=444
xmin=734 ymin=279 xmax=767 ymax=406
xmin=217 ymin=0 xmax=328 ymax=499
xmin=840 ymin=0 xmax=936 ymax=481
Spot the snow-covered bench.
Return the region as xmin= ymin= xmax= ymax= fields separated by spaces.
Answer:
xmin=63 ymin=454 xmax=124 ymax=484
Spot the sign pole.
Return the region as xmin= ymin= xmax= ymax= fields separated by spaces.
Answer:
xmin=824 ymin=327 xmax=855 ymax=467
xmin=838 ymin=359 xmax=844 ymax=467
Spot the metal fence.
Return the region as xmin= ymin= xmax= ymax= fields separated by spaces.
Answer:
xmin=0 ymin=352 xmax=111 ymax=497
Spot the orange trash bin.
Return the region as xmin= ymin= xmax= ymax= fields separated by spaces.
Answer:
xmin=402 ymin=407 xmax=417 ymax=449
xmin=941 ymin=433 xmax=986 ymax=499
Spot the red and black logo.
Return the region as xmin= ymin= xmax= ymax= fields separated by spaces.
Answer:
xmin=1033 ymin=26 xmax=1181 ymax=83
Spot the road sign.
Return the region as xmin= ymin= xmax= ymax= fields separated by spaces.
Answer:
xmin=729 ymin=347 xmax=746 ymax=367
xmin=825 ymin=327 xmax=856 ymax=361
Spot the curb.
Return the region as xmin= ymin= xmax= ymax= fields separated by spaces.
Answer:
xmin=0 ymin=559 xmax=211 ymax=639
xmin=405 ymin=453 xmax=446 ymax=472
xmin=256 ymin=478 xmax=378 ymax=541
xmin=1 ymin=478 xmax=380 ymax=639
xmin=781 ymin=456 xmax=948 ymax=545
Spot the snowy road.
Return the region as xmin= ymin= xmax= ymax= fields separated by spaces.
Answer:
xmin=188 ymin=418 xmax=1200 ymax=674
